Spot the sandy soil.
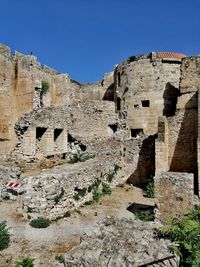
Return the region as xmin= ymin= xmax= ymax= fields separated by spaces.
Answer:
xmin=0 ymin=184 xmax=154 ymax=267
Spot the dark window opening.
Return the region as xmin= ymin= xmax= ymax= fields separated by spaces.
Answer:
xmin=134 ymin=104 xmax=139 ymax=108
xmin=102 ymin=84 xmax=114 ymax=101
xmin=116 ymin=97 xmax=121 ymax=111
xmin=163 ymin=83 xmax=180 ymax=117
xmin=108 ymin=124 xmax=118 ymax=133
xmin=36 ymin=127 xmax=47 ymax=140
xmin=79 ymin=143 xmax=87 ymax=151
xmin=117 ymin=72 xmax=121 ymax=87
xmin=68 ymin=133 xmax=76 ymax=144
xmin=131 ymin=129 xmax=144 ymax=138
xmin=54 ymin=128 xmax=63 ymax=141
xmin=142 ymin=100 xmax=150 ymax=107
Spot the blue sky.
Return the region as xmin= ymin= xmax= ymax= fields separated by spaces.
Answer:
xmin=0 ymin=0 xmax=199 ymax=83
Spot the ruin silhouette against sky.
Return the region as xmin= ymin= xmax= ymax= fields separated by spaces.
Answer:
xmin=0 ymin=0 xmax=199 ymax=83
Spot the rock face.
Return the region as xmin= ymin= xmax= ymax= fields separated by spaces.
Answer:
xmin=0 ymin=44 xmax=199 ymax=221
xmin=64 ymin=216 xmax=179 ymax=267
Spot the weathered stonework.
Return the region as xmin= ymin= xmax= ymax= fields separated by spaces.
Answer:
xmin=155 ymin=172 xmax=194 ymax=221
xmin=0 ymin=44 xmax=200 ymax=223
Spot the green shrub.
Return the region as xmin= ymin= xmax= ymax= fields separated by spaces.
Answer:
xmin=3 ymin=195 xmax=10 ymax=200
xmin=41 ymin=80 xmax=49 ymax=94
xmin=159 ymin=205 xmax=200 ymax=266
xmin=134 ymin=210 xmax=154 ymax=222
xmin=102 ymin=183 xmax=111 ymax=195
xmin=144 ymin=181 xmax=155 ymax=198
xmin=68 ymin=153 xmax=94 ymax=164
xmin=107 ymin=172 xmax=115 ymax=183
xmin=92 ymin=188 xmax=102 ymax=203
xmin=30 ymin=217 xmax=51 ymax=228
xmin=0 ymin=220 xmax=10 ymax=251
xmin=15 ymin=256 xmax=34 ymax=267
xmin=114 ymin=163 xmax=121 ymax=173
xmin=55 ymin=255 xmax=66 ymax=267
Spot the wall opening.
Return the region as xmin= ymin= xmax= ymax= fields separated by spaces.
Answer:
xmin=54 ymin=129 xmax=63 ymax=141
xmin=142 ymin=100 xmax=150 ymax=107
xmin=163 ymin=83 xmax=179 ymax=117
xmin=36 ymin=127 xmax=47 ymax=140
xmin=79 ymin=143 xmax=87 ymax=151
xmin=68 ymin=133 xmax=87 ymax=152
xmin=131 ymin=129 xmax=144 ymax=138
xmin=134 ymin=104 xmax=139 ymax=108
xmin=116 ymin=97 xmax=121 ymax=111
xmin=102 ymin=84 xmax=114 ymax=101
xmin=68 ymin=133 xmax=76 ymax=144
xmin=108 ymin=124 xmax=118 ymax=133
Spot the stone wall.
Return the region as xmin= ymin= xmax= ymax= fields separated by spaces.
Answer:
xmin=23 ymin=158 xmax=122 ymax=220
xmin=155 ymin=172 xmax=194 ymax=221
xmin=14 ymin=100 xmax=118 ymax=159
xmin=114 ymin=55 xmax=181 ymax=136
xmin=0 ymin=44 xmax=115 ymax=156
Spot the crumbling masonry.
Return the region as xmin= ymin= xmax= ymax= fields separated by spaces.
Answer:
xmin=0 ymin=44 xmax=199 ymax=220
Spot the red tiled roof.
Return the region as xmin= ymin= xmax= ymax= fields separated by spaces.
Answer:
xmin=155 ymin=52 xmax=186 ymax=59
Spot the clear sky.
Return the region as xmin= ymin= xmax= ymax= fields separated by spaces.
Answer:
xmin=0 ymin=0 xmax=199 ymax=83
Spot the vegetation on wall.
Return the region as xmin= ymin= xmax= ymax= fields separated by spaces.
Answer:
xmin=159 ymin=205 xmax=200 ymax=266
xmin=0 ymin=220 xmax=10 ymax=251
xmin=41 ymin=80 xmax=49 ymax=94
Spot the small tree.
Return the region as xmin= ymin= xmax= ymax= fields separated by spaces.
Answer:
xmin=0 ymin=220 xmax=10 ymax=251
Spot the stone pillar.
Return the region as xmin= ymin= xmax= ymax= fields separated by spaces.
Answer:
xmin=54 ymin=128 xmax=68 ymax=154
xmin=39 ymin=128 xmax=54 ymax=155
xmin=22 ymin=126 xmax=36 ymax=156
xmin=155 ymin=116 xmax=169 ymax=172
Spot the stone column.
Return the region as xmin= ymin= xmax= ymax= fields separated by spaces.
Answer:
xmin=39 ymin=128 xmax=54 ymax=155
xmin=22 ymin=126 xmax=36 ymax=156
xmin=54 ymin=127 xmax=68 ymax=154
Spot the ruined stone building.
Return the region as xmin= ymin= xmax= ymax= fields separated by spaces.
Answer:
xmin=0 ymin=43 xmax=199 ymax=221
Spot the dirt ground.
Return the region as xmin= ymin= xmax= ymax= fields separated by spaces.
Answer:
xmin=0 ymin=184 xmax=154 ymax=267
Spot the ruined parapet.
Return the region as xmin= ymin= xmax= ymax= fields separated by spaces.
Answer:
xmin=155 ymin=171 xmax=194 ymax=221
xmin=180 ymin=56 xmax=200 ymax=94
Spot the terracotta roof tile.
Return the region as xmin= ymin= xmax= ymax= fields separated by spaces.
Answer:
xmin=155 ymin=52 xmax=186 ymax=59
